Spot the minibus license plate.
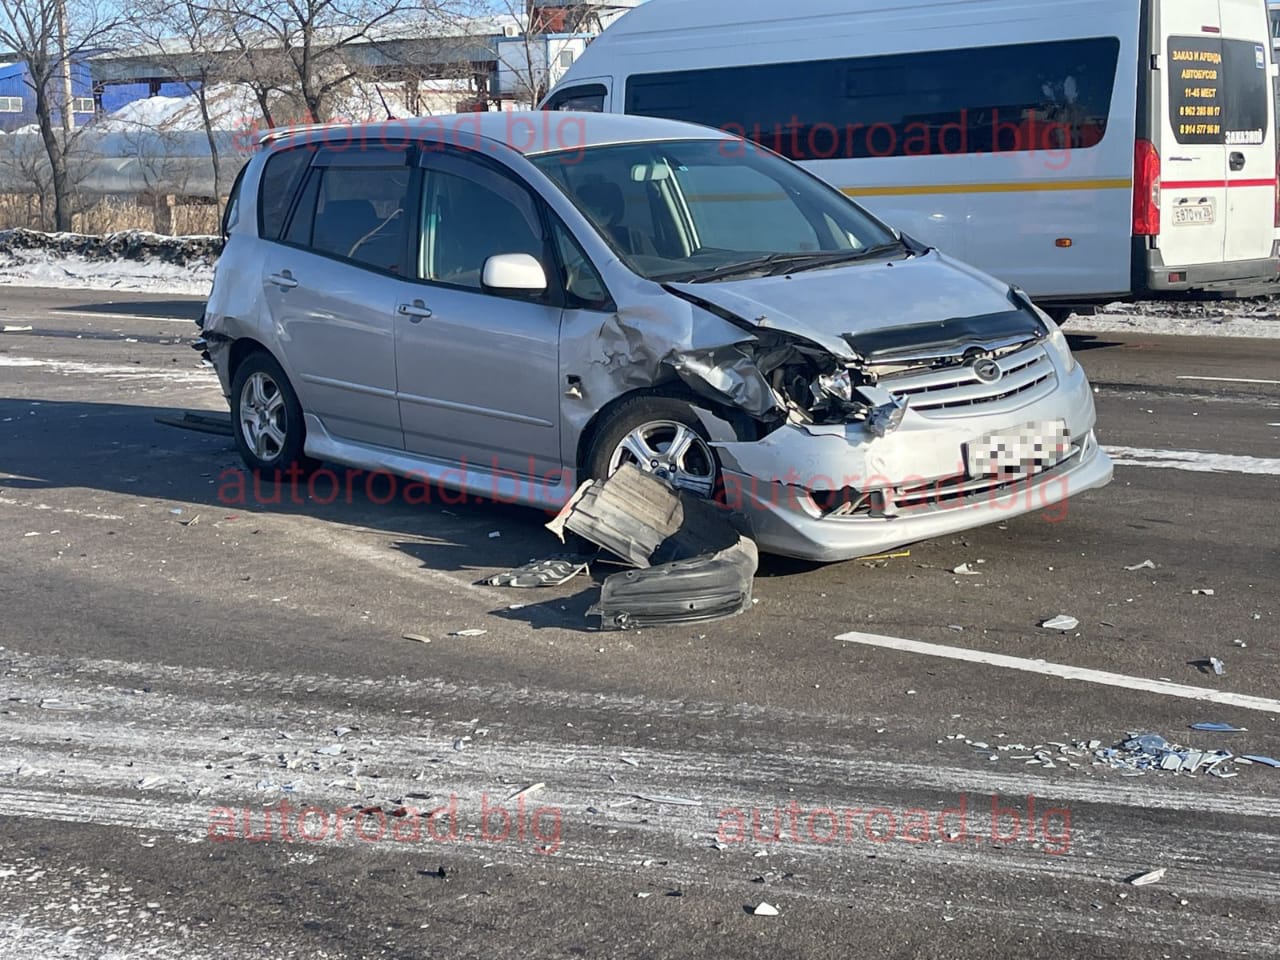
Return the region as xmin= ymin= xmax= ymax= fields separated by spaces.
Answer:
xmin=1173 ymin=203 xmax=1214 ymax=226
xmin=966 ymin=420 xmax=1070 ymax=477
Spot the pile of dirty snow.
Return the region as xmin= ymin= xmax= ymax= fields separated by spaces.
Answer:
xmin=1069 ymin=298 xmax=1280 ymax=339
xmin=0 ymin=229 xmax=218 ymax=295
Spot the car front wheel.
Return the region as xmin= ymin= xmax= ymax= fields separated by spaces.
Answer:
xmin=588 ymin=398 xmax=719 ymax=498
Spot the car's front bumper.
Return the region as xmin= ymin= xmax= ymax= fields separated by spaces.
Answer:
xmin=713 ymin=362 xmax=1112 ymax=562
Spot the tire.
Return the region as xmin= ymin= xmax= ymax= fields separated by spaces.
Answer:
xmin=586 ymin=397 xmax=719 ymax=499
xmin=229 ymin=350 xmax=316 ymax=476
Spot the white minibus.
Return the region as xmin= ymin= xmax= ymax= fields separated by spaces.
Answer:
xmin=545 ymin=0 xmax=1280 ymax=313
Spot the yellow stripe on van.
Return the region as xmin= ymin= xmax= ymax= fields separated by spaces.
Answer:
xmin=841 ymin=179 xmax=1132 ymax=197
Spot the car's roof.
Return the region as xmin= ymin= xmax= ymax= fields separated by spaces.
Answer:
xmin=263 ymin=111 xmax=733 ymax=156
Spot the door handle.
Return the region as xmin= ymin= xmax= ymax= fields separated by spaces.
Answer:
xmin=1229 ymin=151 xmax=1246 ymax=172
xmin=268 ymin=270 xmax=298 ymax=289
xmin=397 ymin=300 xmax=433 ymax=322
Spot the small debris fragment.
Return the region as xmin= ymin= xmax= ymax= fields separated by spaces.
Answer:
xmin=1242 ymin=755 xmax=1280 ymax=768
xmin=488 ymin=531 xmax=502 ymax=539
xmin=402 ymin=633 xmax=431 ymax=644
xmin=1127 ymin=868 xmax=1166 ymax=887
xmin=1124 ymin=560 xmax=1156 ymax=571
xmin=487 ymin=557 xmax=590 ymax=588
xmin=333 ymin=727 xmax=353 ymax=738
xmin=505 ymin=782 xmax=545 ymax=802
xmin=951 ymin=563 xmax=981 ymax=575
xmin=752 ymin=902 xmax=780 ymax=917
xmin=1210 ymin=657 xmax=1225 ymax=676
xmin=450 ymin=629 xmax=487 ymax=637
xmin=1040 ymin=615 xmax=1080 ymax=631
xmin=2 ymin=324 xmax=33 ymax=332
xmin=1190 ymin=722 xmax=1245 ymax=733
xmin=635 ymin=794 xmax=702 ymax=807
xmin=619 ymin=756 xmax=640 ymax=767
xmin=1192 ymin=589 xmax=1216 ymax=597
xmin=314 ymin=744 xmax=343 ymax=756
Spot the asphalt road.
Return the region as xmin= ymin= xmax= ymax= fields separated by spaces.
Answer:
xmin=1 ymin=286 xmax=1278 ymax=959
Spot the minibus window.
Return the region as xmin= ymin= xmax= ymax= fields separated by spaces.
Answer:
xmin=1168 ymin=37 xmax=1270 ymax=145
xmin=625 ymin=38 xmax=1120 ymax=161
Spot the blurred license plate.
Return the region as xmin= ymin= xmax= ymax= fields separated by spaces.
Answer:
xmin=966 ymin=420 xmax=1070 ymax=476
xmin=1173 ymin=203 xmax=1214 ymax=225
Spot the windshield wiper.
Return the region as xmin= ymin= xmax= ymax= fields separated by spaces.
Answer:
xmin=687 ymin=253 xmax=821 ymax=284
xmin=779 ymin=241 xmax=908 ymax=275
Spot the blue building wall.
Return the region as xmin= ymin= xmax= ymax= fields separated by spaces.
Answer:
xmin=0 ymin=59 xmax=96 ymax=133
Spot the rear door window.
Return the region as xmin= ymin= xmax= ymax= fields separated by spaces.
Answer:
xmin=1168 ymin=36 xmax=1270 ymax=145
xmin=257 ymin=147 xmax=312 ymax=240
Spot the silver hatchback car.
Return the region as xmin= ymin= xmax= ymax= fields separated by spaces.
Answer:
xmin=201 ymin=112 xmax=1112 ymax=562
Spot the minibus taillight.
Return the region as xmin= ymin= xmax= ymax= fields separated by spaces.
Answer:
xmin=1133 ymin=140 xmax=1161 ymax=237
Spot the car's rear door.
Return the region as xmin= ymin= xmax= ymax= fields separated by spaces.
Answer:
xmin=260 ymin=145 xmax=411 ymax=450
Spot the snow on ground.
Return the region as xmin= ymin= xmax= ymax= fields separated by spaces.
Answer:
xmin=0 ymin=230 xmax=216 ymax=295
xmin=1068 ymin=301 xmax=1280 ymax=339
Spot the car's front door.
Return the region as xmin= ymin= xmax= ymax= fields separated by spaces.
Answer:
xmin=394 ymin=150 xmax=564 ymax=486
xmin=261 ymin=146 xmax=412 ymax=450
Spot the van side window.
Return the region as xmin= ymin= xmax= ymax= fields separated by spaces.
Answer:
xmin=545 ymin=83 xmax=607 ymax=112
xmin=257 ymin=147 xmax=313 ymax=240
xmin=299 ymin=166 xmax=411 ymax=275
xmin=625 ymin=38 xmax=1121 ymax=160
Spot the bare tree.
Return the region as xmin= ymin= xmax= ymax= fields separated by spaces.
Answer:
xmin=207 ymin=0 xmax=419 ymax=125
xmin=0 ymin=0 xmax=120 ymax=230
xmin=124 ymin=0 xmax=248 ymax=216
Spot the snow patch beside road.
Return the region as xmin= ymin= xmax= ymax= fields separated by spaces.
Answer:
xmin=1070 ymin=301 xmax=1280 ymax=339
xmin=0 ymin=230 xmax=217 ymax=295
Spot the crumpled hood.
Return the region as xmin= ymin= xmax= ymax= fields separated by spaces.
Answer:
xmin=666 ymin=250 xmax=1033 ymax=360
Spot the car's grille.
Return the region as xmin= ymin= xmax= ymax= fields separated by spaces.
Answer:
xmin=881 ymin=343 xmax=1056 ymax=413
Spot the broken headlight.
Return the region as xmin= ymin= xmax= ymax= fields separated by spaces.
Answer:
xmin=813 ymin=369 xmax=854 ymax=403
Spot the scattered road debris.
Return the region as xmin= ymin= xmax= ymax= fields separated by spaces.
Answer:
xmin=1124 ymin=560 xmax=1156 ymax=571
xmin=1039 ymin=615 xmax=1080 ymax=631
xmin=402 ymin=633 xmax=431 ymax=644
xmin=1242 ymin=755 xmax=1280 ymax=768
xmin=505 ymin=782 xmax=545 ymax=802
xmin=753 ymin=902 xmax=780 ymax=917
xmin=548 ymin=465 xmax=758 ymax=630
xmin=619 ymin=755 xmax=640 ymax=767
xmin=2 ymin=324 xmax=34 ymax=332
xmin=154 ymin=409 xmax=235 ymax=437
xmin=487 ymin=557 xmax=590 ymax=588
xmin=634 ymin=793 xmax=703 ymax=807
xmin=449 ymin=629 xmax=487 ymax=638
xmin=488 ymin=531 xmax=502 ymax=539
xmin=948 ymin=730 xmax=1253 ymax=777
xmin=952 ymin=563 xmax=981 ymax=575
xmin=1192 ymin=589 xmax=1216 ymax=596
xmin=1127 ymin=868 xmax=1166 ymax=887
xmin=1190 ymin=722 xmax=1246 ymax=733
xmin=1210 ymin=658 xmax=1225 ymax=676
xmin=314 ymin=744 xmax=343 ymax=756
xmin=858 ymin=550 xmax=911 ymax=562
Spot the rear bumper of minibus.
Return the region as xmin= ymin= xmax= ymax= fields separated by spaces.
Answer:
xmin=1135 ymin=242 xmax=1280 ymax=298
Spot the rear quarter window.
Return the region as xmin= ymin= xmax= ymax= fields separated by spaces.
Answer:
xmin=257 ymin=147 xmax=313 ymax=240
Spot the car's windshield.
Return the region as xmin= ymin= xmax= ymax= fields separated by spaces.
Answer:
xmin=529 ymin=138 xmax=900 ymax=283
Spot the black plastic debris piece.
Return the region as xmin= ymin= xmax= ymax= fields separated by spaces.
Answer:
xmin=548 ymin=465 xmax=758 ymax=630
xmin=154 ymin=409 xmax=234 ymax=437
xmin=486 ymin=557 xmax=591 ymax=588
xmin=589 ymin=537 xmax=758 ymax=630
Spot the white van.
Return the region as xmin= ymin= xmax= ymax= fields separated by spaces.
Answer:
xmin=544 ymin=0 xmax=1280 ymax=312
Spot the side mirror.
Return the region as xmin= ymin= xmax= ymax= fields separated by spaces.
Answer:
xmin=482 ymin=253 xmax=547 ymax=293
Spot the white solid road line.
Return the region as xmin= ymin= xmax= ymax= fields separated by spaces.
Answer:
xmin=1176 ymin=375 xmax=1280 ymax=386
xmin=1105 ymin=445 xmax=1280 ymax=476
xmin=837 ymin=632 xmax=1280 ymax=715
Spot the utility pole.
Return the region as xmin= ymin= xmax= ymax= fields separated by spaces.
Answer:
xmin=56 ymin=0 xmax=74 ymax=135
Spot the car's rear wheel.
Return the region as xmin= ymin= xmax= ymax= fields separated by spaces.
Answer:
xmin=230 ymin=350 xmax=315 ymax=475
xmin=588 ymin=398 xmax=719 ymax=498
